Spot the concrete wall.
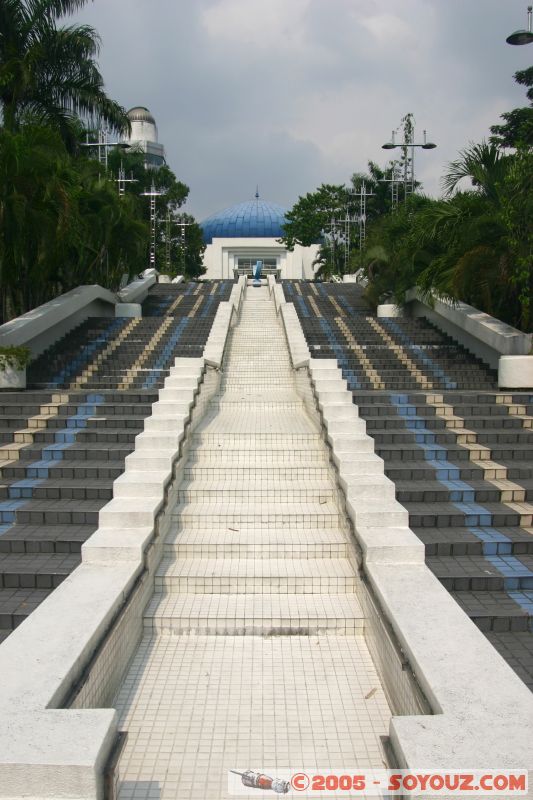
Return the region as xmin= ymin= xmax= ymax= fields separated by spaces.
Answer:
xmin=117 ymin=274 xmax=157 ymax=304
xmin=0 ymin=275 xmax=158 ymax=360
xmin=203 ymin=237 xmax=319 ymax=280
xmin=405 ymin=289 xmax=532 ymax=371
xmin=0 ymin=285 xmax=117 ymax=359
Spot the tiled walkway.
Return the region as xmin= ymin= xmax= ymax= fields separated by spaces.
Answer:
xmin=114 ymin=287 xmax=391 ymax=800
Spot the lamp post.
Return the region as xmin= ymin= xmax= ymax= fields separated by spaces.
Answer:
xmin=382 ymin=127 xmax=436 ymax=199
xmin=506 ymin=5 xmax=533 ymax=45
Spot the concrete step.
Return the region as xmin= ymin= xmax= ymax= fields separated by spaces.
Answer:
xmin=164 ymin=527 xmax=349 ymax=558
xmin=155 ymin=556 xmax=357 ymax=593
xmin=144 ymin=593 xmax=364 ymax=635
xmin=173 ymin=500 xmax=343 ymax=528
xmin=176 ymin=480 xmax=335 ymax=502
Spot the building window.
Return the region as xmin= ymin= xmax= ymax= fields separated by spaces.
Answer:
xmin=236 ymin=257 xmax=277 ymax=274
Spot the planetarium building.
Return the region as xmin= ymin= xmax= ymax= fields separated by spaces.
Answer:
xmin=201 ymin=193 xmax=318 ymax=280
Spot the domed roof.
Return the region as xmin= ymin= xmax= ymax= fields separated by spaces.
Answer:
xmin=201 ymin=196 xmax=288 ymax=244
xmin=127 ymin=106 xmax=156 ymax=125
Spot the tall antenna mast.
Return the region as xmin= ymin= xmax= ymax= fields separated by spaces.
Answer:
xmin=141 ymin=182 xmax=165 ymax=269
xmin=115 ymin=162 xmax=137 ymax=198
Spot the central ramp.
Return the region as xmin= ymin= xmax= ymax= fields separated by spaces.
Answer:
xmin=114 ymin=287 xmax=391 ymax=799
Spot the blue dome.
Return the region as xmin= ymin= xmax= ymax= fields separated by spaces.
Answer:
xmin=201 ymin=197 xmax=288 ymax=244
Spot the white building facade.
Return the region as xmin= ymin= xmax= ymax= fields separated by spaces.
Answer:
xmin=201 ymin=195 xmax=318 ymax=280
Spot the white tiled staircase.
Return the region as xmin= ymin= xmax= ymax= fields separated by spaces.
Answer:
xmin=114 ymin=286 xmax=392 ymax=800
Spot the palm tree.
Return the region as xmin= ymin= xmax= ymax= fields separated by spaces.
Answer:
xmin=441 ymin=141 xmax=509 ymax=202
xmin=0 ymin=0 xmax=129 ymax=146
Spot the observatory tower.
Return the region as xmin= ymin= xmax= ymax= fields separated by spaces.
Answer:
xmin=125 ymin=106 xmax=166 ymax=168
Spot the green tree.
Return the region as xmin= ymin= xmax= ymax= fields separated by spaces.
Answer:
xmin=107 ymin=147 xmax=191 ymax=275
xmin=171 ymin=213 xmax=206 ymax=279
xmin=490 ymin=66 xmax=533 ymax=149
xmin=0 ymin=124 xmax=150 ymax=321
xmin=441 ymin=141 xmax=510 ymax=201
xmin=499 ymin=147 xmax=533 ymax=329
xmin=0 ymin=0 xmax=129 ymax=147
xmin=280 ymin=183 xmax=357 ymax=278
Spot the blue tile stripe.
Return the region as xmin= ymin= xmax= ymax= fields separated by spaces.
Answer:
xmin=0 ymin=395 xmax=105 ymax=533
xmin=318 ymin=319 xmax=362 ymax=390
xmin=389 ymin=393 xmax=533 ymax=605
xmin=381 ymin=318 xmax=457 ymax=389
xmin=48 ymin=319 xmax=125 ymax=387
xmin=142 ymin=319 xmax=190 ymax=389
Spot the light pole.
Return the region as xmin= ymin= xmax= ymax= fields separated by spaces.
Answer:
xmin=382 ymin=127 xmax=436 ymax=199
xmin=506 ymin=5 xmax=533 ymax=45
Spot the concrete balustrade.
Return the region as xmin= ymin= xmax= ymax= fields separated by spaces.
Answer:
xmin=285 ymin=318 xmax=533 ymax=774
xmin=280 ymin=302 xmax=310 ymax=368
xmin=273 ymin=283 xmax=286 ymax=314
xmin=203 ymin=301 xmax=237 ymax=368
xmin=0 ymin=354 xmax=214 ymax=799
xmin=405 ymin=287 xmax=533 ymax=384
xmin=0 ymin=275 xmax=158 ymax=358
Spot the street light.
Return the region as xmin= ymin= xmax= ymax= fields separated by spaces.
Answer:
xmin=506 ymin=5 xmax=533 ymax=45
xmin=381 ymin=128 xmax=437 ymax=196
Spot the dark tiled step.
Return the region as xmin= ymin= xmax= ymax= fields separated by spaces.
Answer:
xmin=452 ymin=590 xmax=531 ymax=632
xmin=0 ymin=523 xmax=94 ymax=554
xmin=396 ymin=479 xmax=533 ymax=505
xmin=18 ymin=443 xmax=133 ymax=462
xmin=5 ymin=478 xmax=113 ymax=502
xmin=1 ymin=460 xmax=125 ymax=481
xmin=416 ymin=526 xmax=533 ymax=557
xmin=408 ymin=500 xmax=530 ymax=529
xmin=0 ymin=552 xmax=80 ymax=589
xmin=484 ymin=631 xmax=533 ymax=691
xmin=2 ymin=498 xmax=103 ymax=526
xmin=428 ymin=553 xmax=533 ymax=591
xmin=0 ymin=587 xmax=53 ymax=630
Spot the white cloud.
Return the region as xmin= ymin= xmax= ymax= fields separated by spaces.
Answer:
xmin=202 ymin=0 xmax=309 ymax=46
xmin=73 ymin=0 xmax=532 ymax=218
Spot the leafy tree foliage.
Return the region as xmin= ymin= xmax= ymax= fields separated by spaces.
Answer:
xmin=490 ymin=67 xmax=533 ymax=149
xmin=0 ymin=124 xmax=148 ymax=321
xmin=361 ymin=140 xmax=531 ymax=330
xmin=106 ymin=148 xmax=204 ymax=279
xmin=0 ymin=0 xmax=129 ymax=148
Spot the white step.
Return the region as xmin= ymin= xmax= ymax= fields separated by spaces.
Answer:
xmin=192 ymin=432 xmax=322 ymax=446
xmin=173 ymin=500 xmax=343 ymax=528
xmin=183 ymin=464 xmax=331 ymax=480
xmin=155 ymin=557 xmax=357 ymax=593
xmin=144 ymin=593 xmax=364 ymax=634
xmin=177 ymin=480 xmax=335 ymax=502
xmin=164 ymin=527 xmax=349 ymax=558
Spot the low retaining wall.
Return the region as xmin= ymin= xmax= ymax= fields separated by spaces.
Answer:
xmin=0 ymin=274 xmax=158 ymax=359
xmin=203 ymin=280 xmax=243 ymax=369
xmin=0 ymin=285 xmax=117 ymax=359
xmin=117 ymin=273 xmax=158 ymax=304
xmin=405 ymin=289 xmax=532 ymax=384
xmin=280 ymin=302 xmax=309 ymax=368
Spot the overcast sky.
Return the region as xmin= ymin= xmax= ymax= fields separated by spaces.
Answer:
xmin=74 ymin=0 xmax=532 ymax=220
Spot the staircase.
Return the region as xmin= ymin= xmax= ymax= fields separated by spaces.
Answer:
xmin=0 ymin=281 xmax=232 ymax=641
xmin=113 ymin=286 xmax=392 ymax=799
xmin=286 ymin=281 xmax=533 ymax=691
